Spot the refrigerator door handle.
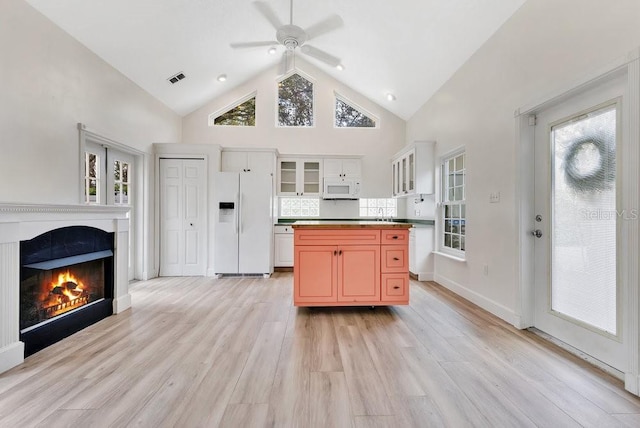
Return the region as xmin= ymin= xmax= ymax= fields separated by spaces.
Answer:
xmin=235 ymin=192 xmax=240 ymax=234
xmin=238 ymin=191 xmax=242 ymax=234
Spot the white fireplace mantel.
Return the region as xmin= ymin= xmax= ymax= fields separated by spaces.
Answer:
xmin=0 ymin=203 xmax=131 ymax=374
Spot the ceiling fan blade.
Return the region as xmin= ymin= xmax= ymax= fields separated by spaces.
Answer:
xmin=253 ymin=1 xmax=284 ymax=30
xmin=300 ymin=45 xmax=341 ymax=67
xmin=279 ymin=50 xmax=293 ymax=75
xmin=304 ymin=15 xmax=343 ymax=40
xmin=230 ymin=40 xmax=278 ymax=49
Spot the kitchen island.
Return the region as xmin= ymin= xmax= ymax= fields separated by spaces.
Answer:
xmin=292 ymin=221 xmax=412 ymax=307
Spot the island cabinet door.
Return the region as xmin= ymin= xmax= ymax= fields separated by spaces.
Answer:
xmin=337 ymin=245 xmax=381 ymax=302
xmin=294 ymin=245 xmax=338 ymax=303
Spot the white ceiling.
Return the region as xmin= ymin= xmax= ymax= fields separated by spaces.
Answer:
xmin=25 ymin=0 xmax=525 ymax=120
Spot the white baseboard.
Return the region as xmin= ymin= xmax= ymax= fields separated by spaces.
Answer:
xmin=434 ymin=274 xmax=519 ymax=327
xmin=113 ymin=294 xmax=132 ymax=314
xmin=625 ymin=373 xmax=640 ymax=396
xmin=207 ymin=268 xmax=217 ymax=277
xmin=0 ymin=342 xmax=24 ymax=375
xmin=417 ymin=271 xmax=434 ymax=281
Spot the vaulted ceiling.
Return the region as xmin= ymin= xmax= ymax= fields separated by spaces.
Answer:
xmin=26 ymin=0 xmax=525 ymax=120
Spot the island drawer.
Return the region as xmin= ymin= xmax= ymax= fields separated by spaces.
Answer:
xmin=381 ymin=229 xmax=409 ymax=244
xmin=382 ymin=246 xmax=408 ymax=272
xmin=381 ymin=273 xmax=409 ymax=302
xmin=295 ymin=229 xmax=381 ymax=246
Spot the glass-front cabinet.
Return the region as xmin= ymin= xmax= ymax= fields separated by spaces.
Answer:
xmin=277 ymin=158 xmax=323 ymax=196
xmin=391 ymin=141 xmax=435 ymax=197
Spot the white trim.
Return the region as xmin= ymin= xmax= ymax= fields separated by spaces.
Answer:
xmin=433 ymin=251 xmax=466 ymax=263
xmin=333 ymin=91 xmax=379 ymax=129
xmin=208 ymin=91 xmax=257 ymax=127
xmin=0 ymin=342 xmax=24 ymax=374
xmin=434 ymin=274 xmax=519 ymax=326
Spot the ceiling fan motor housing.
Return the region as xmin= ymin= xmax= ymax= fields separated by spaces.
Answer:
xmin=276 ymin=24 xmax=307 ymax=50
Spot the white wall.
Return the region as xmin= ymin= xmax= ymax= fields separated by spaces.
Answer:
xmin=406 ymin=0 xmax=640 ymax=322
xmin=0 ymin=0 xmax=181 ymax=205
xmin=182 ymin=57 xmax=406 ymax=201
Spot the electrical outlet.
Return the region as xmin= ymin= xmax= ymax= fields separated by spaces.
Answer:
xmin=415 ymin=209 xmax=420 ymax=216
xmin=489 ymin=192 xmax=501 ymax=203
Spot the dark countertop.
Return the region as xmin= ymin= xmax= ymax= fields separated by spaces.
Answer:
xmin=291 ymin=220 xmax=412 ymax=229
xmin=278 ymin=218 xmax=435 ymax=227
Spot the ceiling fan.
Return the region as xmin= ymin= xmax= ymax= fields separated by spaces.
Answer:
xmin=230 ymin=0 xmax=344 ymax=74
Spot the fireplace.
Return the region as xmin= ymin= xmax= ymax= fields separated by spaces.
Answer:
xmin=19 ymin=226 xmax=115 ymax=356
xmin=0 ymin=203 xmax=131 ymax=374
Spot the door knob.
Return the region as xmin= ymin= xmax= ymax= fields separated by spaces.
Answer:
xmin=531 ymin=229 xmax=542 ymax=238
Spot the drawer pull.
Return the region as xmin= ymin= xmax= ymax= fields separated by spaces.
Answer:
xmin=338 ymin=250 xmax=343 ymax=256
xmin=392 ymin=236 xmax=399 ymax=239
xmin=393 ymin=257 xmax=400 ymax=261
xmin=393 ymin=286 xmax=400 ymax=289
xmin=334 ymin=250 xmax=337 ymax=256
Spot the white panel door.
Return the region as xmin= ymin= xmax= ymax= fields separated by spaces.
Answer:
xmin=533 ymin=72 xmax=625 ymax=370
xmin=160 ymin=158 xmax=206 ymax=276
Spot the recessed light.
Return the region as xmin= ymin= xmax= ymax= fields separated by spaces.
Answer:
xmin=268 ymin=46 xmax=277 ymax=55
xmin=336 ymin=64 xmax=345 ymax=71
xmin=386 ymin=93 xmax=396 ymax=101
xmin=217 ymin=74 xmax=227 ymax=82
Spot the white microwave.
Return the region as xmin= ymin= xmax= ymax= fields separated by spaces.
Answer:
xmin=323 ymin=177 xmax=361 ymax=199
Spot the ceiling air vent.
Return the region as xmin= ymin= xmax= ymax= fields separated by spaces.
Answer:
xmin=167 ymin=72 xmax=186 ymax=84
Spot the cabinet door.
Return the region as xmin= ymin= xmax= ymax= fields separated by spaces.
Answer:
xmin=294 ymin=245 xmax=337 ymax=303
xmin=278 ymin=159 xmax=298 ymax=195
xmin=323 ymin=159 xmax=343 ymax=178
xmin=274 ymin=233 xmax=294 ymax=267
xmin=301 ymin=160 xmax=322 ymax=195
xmin=337 ymin=245 xmax=380 ymax=302
xmin=401 ymin=156 xmax=408 ymax=194
xmin=221 ymin=151 xmax=247 ymax=172
xmin=247 ymin=152 xmax=274 ymax=174
xmin=407 ymin=151 xmax=415 ymax=193
xmin=341 ymin=158 xmax=361 ymax=177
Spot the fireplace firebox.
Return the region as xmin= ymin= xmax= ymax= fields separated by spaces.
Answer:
xmin=19 ymin=226 xmax=114 ymax=356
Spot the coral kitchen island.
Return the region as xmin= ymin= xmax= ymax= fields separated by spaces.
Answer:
xmin=292 ymin=221 xmax=412 ymax=307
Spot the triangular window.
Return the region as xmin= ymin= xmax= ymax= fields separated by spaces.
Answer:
xmin=210 ymin=93 xmax=256 ymax=126
xmin=335 ymin=94 xmax=377 ymax=128
xmin=278 ymin=73 xmax=314 ymax=127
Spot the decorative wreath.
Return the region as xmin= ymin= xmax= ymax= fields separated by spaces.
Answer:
xmin=563 ymin=134 xmax=615 ymax=193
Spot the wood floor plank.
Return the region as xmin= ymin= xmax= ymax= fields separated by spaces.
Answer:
xmin=309 ymin=371 xmax=352 ymax=428
xmin=229 ymin=321 xmax=286 ymax=404
xmin=35 ymin=409 xmax=96 ymax=428
xmin=219 ymin=403 xmax=269 ymax=428
xmin=267 ymin=336 xmax=311 ymax=427
xmin=335 ymin=324 xmax=394 ymax=416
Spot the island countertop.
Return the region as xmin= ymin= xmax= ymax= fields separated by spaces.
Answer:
xmin=291 ymin=220 xmax=412 ymax=229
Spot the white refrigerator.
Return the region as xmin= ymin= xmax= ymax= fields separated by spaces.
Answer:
xmin=214 ymin=172 xmax=273 ymax=276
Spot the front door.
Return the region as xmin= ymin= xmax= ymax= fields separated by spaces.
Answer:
xmin=533 ymin=72 xmax=625 ymax=370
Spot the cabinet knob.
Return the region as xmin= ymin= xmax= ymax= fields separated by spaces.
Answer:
xmin=392 ymin=236 xmax=399 ymax=240
xmin=393 ymin=286 xmax=400 ymax=289
xmin=393 ymin=257 xmax=399 ymax=261
xmin=334 ymin=250 xmax=337 ymax=256
xmin=338 ymin=250 xmax=342 ymax=256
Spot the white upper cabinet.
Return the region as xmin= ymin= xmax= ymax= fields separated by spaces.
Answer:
xmin=221 ymin=149 xmax=276 ymax=174
xmin=391 ymin=141 xmax=435 ymax=197
xmin=277 ymin=158 xmax=323 ymax=196
xmin=323 ymin=158 xmax=362 ymax=179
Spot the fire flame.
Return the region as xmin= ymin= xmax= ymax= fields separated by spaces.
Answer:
xmin=51 ymin=271 xmax=85 ymax=299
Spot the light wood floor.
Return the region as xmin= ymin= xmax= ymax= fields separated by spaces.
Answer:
xmin=2 ymin=273 xmax=640 ymax=427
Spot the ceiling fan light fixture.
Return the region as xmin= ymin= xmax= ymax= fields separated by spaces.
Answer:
xmin=268 ymin=46 xmax=277 ymax=55
xmin=336 ymin=64 xmax=345 ymax=71
xmin=217 ymin=74 xmax=227 ymax=82
xmin=386 ymin=93 xmax=396 ymax=101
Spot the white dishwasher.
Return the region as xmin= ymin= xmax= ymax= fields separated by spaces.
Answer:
xmin=274 ymin=225 xmax=294 ymax=267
